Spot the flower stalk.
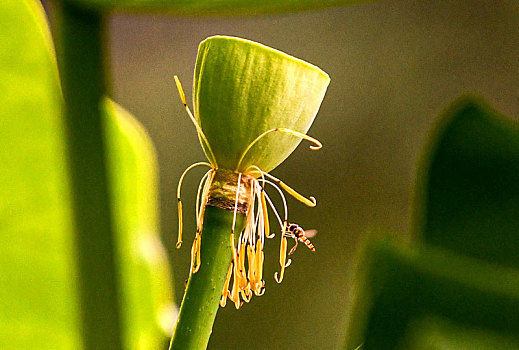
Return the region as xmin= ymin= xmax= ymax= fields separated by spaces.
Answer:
xmin=169 ymin=206 xmax=246 ymax=350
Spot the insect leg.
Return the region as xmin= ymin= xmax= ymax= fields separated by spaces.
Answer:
xmin=289 ymin=238 xmax=299 ymax=255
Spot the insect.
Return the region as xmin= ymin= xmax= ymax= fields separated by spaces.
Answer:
xmin=284 ymin=223 xmax=317 ymax=255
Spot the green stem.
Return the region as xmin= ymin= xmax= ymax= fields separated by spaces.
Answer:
xmin=55 ymin=2 xmax=123 ymax=349
xmin=169 ymin=206 xmax=245 ymax=350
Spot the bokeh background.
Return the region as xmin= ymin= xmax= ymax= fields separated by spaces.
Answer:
xmin=46 ymin=1 xmax=519 ymax=348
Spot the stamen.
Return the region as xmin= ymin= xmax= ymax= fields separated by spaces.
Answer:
xmin=237 ymin=237 xmax=248 ymax=289
xmin=188 ymin=169 xmax=214 ymax=276
xmin=247 ymin=244 xmax=255 ymax=284
xmin=279 ymin=181 xmax=317 ymax=207
xmin=195 ymin=169 xmax=215 ymax=234
xmin=173 ymin=75 xmax=218 ymax=167
xmin=260 ymin=190 xmax=272 ymax=239
xmin=236 ymin=127 xmax=322 ymax=171
xmin=176 ymin=200 xmax=183 ymax=249
xmin=274 ymin=234 xmax=288 ymax=283
xmin=276 ymin=128 xmax=322 ymax=150
xmin=231 ymin=173 xmax=242 ymax=234
xmin=256 ymin=284 xmax=266 ymax=296
xmin=264 ymin=173 xmax=316 ymax=207
xmin=253 ymin=246 xmax=265 ymax=295
xmin=263 ymin=180 xmax=288 ymax=222
xmin=245 ymin=165 xmax=266 ymax=183
xmin=263 ymin=191 xmax=284 ymax=231
xmin=195 ymin=233 xmax=201 ymax=273
xmin=220 ymin=262 xmax=233 ymax=307
xmin=176 ymin=161 xmax=212 ymax=248
xmin=189 ymin=233 xmax=201 ymax=275
xmin=229 ymin=233 xmax=241 ymax=308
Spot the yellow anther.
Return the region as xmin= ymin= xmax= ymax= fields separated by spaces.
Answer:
xmin=279 ymin=181 xmax=317 ymax=207
xmin=173 ymin=75 xmax=187 ymax=106
xmin=237 ymin=242 xmax=248 ymax=289
xmin=275 ymin=236 xmax=288 ymax=284
xmin=261 ymin=191 xmax=274 ymax=238
xmin=220 ymin=263 xmax=233 ymax=307
xmin=247 ymin=245 xmax=255 ymax=284
xmin=176 ymin=200 xmax=183 ymax=248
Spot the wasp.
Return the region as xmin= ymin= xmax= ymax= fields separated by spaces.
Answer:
xmin=284 ymin=223 xmax=317 ymax=255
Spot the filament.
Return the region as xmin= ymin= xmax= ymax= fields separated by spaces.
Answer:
xmin=263 ymin=191 xmax=284 ymax=231
xmin=276 ymin=128 xmax=322 ymax=150
xmin=176 ymin=162 xmax=212 ymax=248
xmin=263 ymin=180 xmax=288 ymax=222
xmin=173 ymin=75 xmax=218 ymax=167
xmin=236 ymin=127 xmax=322 ymax=171
xmin=195 ymin=169 xmax=214 ymax=234
xmin=231 ymin=173 xmax=242 ymax=234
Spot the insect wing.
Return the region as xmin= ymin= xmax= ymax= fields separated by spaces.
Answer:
xmin=303 ymin=229 xmax=317 ymax=238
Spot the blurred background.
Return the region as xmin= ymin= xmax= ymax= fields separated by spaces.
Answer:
xmin=45 ymin=0 xmax=519 ymax=348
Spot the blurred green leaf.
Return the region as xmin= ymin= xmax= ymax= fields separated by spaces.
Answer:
xmin=415 ymin=96 xmax=519 ymax=268
xmin=401 ymin=314 xmax=519 ymax=349
xmin=345 ymin=242 xmax=519 ymax=349
xmin=344 ymin=96 xmax=519 ymax=349
xmin=0 ymin=1 xmax=173 ymax=348
xmin=103 ymin=99 xmax=176 ymax=349
xmin=62 ymin=0 xmax=369 ymax=15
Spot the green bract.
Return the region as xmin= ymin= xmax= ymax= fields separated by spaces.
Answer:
xmin=193 ymin=35 xmax=330 ymax=173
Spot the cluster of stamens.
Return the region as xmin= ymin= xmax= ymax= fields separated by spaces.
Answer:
xmin=174 ymin=75 xmax=321 ymax=309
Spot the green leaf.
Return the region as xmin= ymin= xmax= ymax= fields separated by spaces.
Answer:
xmin=344 ymin=96 xmax=519 ymax=349
xmin=414 ymin=96 xmax=519 ymax=268
xmin=61 ymin=0 xmax=368 ymax=15
xmin=0 ymin=1 xmax=173 ymax=348
xmin=401 ymin=314 xmax=519 ymax=349
xmin=344 ymin=242 xmax=519 ymax=349
xmin=103 ymin=100 xmax=176 ymax=349
xmin=194 ymin=35 xmax=330 ymax=172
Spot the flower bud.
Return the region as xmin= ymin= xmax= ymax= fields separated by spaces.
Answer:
xmin=193 ymin=35 xmax=330 ymax=173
